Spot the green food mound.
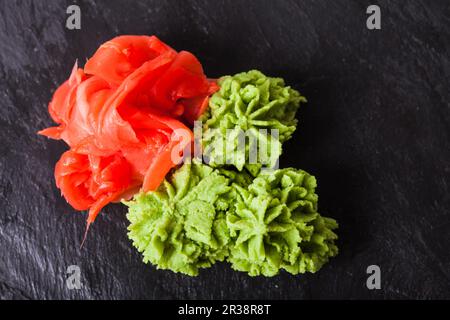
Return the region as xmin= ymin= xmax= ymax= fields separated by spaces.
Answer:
xmin=125 ymin=161 xmax=233 ymax=276
xmin=201 ymin=70 xmax=306 ymax=172
xmin=226 ymin=168 xmax=338 ymax=276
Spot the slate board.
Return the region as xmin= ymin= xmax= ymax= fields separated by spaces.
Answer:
xmin=0 ymin=0 xmax=449 ymax=300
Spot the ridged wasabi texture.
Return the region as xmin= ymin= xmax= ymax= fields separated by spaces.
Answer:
xmin=226 ymin=168 xmax=338 ymax=276
xmin=125 ymin=161 xmax=233 ymax=276
xmin=126 ymin=69 xmax=339 ymax=277
xmin=201 ymin=70 xmax=306 ymax=173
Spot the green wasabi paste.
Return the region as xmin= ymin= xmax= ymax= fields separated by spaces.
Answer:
xmin=201 ymin=70 xmax=306 ymax=172
xmin=125 ymin=161 xmax=233 ymax=276
xmin=126 ymin=70 xmax=339 ymax=277
xmin=227 ymin=168 xmax=338 ymax=276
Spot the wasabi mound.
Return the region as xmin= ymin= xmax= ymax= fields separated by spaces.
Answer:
xmin=226 ymin=168 xmax=338 ymax=276
xmin=126 ymin=161 xmax=232 ymax=276
xmin=202 ymin=70 xmax=306 ymax=173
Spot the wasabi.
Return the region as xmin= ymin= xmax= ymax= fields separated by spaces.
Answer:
xmin=201 ymin=70 xmax=306 ymax=172
xmin=226 ymin=168 xmax=338 ymax=276
xmin=126 ymin=70 xmax=339 ymax=277
xmin=126 ymin=161 xmax=233 ymax=276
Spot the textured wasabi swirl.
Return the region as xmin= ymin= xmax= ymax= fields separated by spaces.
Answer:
xmin=226 ymin=168 xmax=338 ymax=276
xmin=201 ymin=70 xmax=306 ymax=173
xmin=125 ymin=161 xmax=233 ymax=276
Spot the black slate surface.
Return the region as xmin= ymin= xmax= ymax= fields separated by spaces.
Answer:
xmin=0 ymin=0 xmax=449 ymax=300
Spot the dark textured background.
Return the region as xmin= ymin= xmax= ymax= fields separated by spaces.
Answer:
xmin=0 ymin=0 xmax=449 ymax=299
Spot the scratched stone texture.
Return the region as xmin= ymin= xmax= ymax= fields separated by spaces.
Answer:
xmin=0 ymin=0 xmax=449 ymax=299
